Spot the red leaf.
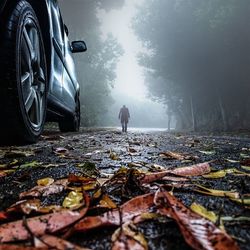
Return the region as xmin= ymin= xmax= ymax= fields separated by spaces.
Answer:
xmin=141 ymin=162 xmax=211 ymax=184
xmin=156 ymin=191 xmax=239 ymax=250
xmin=34 ymin=234 xmax=89 ymax=250
xmin=0 ymin=193 xmax=89 ymax=243
xmin=74 ymin=192 xmax=156 ymax=232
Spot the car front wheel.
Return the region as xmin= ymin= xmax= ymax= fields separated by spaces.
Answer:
xmin=0 ymin=1 xmax=47 ymax=144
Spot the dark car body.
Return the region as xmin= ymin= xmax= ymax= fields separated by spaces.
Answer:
xmin=0 ymin=0 xmax=85 ymax=137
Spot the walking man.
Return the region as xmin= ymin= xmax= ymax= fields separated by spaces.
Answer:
xmin=118 ymin=105 xmax=130 ymax=132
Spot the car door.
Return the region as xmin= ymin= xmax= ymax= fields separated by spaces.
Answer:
xmin=61 ymin=25 xmax=78 ymax=111
xmin=49 ymin=0 xmax=64 ymax=101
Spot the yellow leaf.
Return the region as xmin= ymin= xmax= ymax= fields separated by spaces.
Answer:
xmin=241 ymin=166 xmax=250 ymax=171
xmin=99 ymin=194 xmax=117 ymax=209
xmin=37 ymin=177 xmax=54 ymax=186
xmin=190 ymin=203 xmax=217 ymax=223
xmin=63 ymin=191 xmax=83 ymax=209
xmin=226 ymin=159 xmax=239 ymax=163
xmin=203 ymin=168 xmax=250 ymax=178
xmin=194 ymin=184 xmax=239 ymax=199
xmin=20 ymin=161 xmax=41 ymax=169
xmin=203 ymin=170 xmax=227 ymax=179
xmin=199 ymin=150 xmax=216 ymax=155
xmin=110 ymin=152 xmax=119 ymax=160
xmin=93 ymin=188 xmax=102 ymax=199
xmin=112 ymin=222 xmax=148 ymax=249
xmin=230 ymin=198 xmax=250 ymax=206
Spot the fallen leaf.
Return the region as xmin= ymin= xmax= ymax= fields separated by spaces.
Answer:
xmin=112 ymin=222 xmax=148 ymax=250
xmin=190 ymin=202 xmax=217 ymax=223
xmin=37 ymin=177 xmax=54 ymax=186
xmin=34 ymin=234 xmax=89 ymax=250
xmin=20 ymin=179 xmax=68 ymax=198
xmin=221 ymin=216 xmax=250 ymax=222
xmin=4 ymin=150 xmax=35 ymax=158
xmin=20 ymin=161 xmax=41 ymax=169
xmin=99 ymin=194 xmax=117 ymax=209
xmin=194 ymin=184 xmax=239 ymax=199
xmin=63 ymin=191 xmax=84 ymax=209
xmin=230 ymin=198 xmax=250 ymax=206
xmin=156 ymin=191 xmax=239 ymax=250
xmin=0 ymin=193 xmax=90 ymax=242
xmin=110 ymin=152 xmax=119 ymax=160
xmin=160 ymin=151 xmax=196 ymax=161
xmin=199 ymin=150 xmax=216 ymax=155
xmin=74 ymin=192 xmax=156 ymax=232
xmin=141 ymin=162 xmax=211 ymax=184
xmin=241 ymin=165 xmax=250 ymax=171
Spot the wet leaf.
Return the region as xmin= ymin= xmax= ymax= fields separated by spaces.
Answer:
xmin=226 ymin=159 xmax=239 ymax=163
xmin=4 ymin=150 xmax=35 ymax=158
xmin=221 ymin=216 xmax=250 ymax=222
xmin=230 ymin=198 xmax=250 ymax=206
xmin=8 ymin=199 xmax=62 ymax=215
xmin=20 ymin=161 xmax=41 ymax=169
xmin=156 ymin=191 xmax=239 ymax=250
xmin=68 ymin=174 xmax=96 ymax=183
xmin=63 ymin=191 xmax=84 ymax=209
xmin=37 ymin=177 xmax=54 ymax=186
xmin=0 ymin=193 xmax=90 ymax=242
xmin=190 ymin=202 xmax=217 ymax=223
xmin=112 ymin=222 xmax=148 ymax=250
xmin=20 ymin=179 xmax=68 ymax=198
xmin=159 ymin=151 xmax=197 ymax=161
xmin=34 ymin=234 xmax=89 ymax=250
xmin=110 ymin=152 xmax=119 ymax=160
xmin=77 ymin=162 xmax=99 ymax=176
xmin=202 ymin=170 xmax=227 ymax=178
xmin=199 ymin=150 xmax=216 ymax=155
xmin=74 ymin=193 xmax=156 ymax=232
xmin=241 ymin=165 xmax=250 ymax=171
xmin=240 ymin=153 xmax=249 ymax=159
xmin=99 ymin=194 xmax=117 ymax=209
xmin=141 ymin=162 xmax=210 ymax=184
xmin=194 ymin=184 xmax=239 ymax=199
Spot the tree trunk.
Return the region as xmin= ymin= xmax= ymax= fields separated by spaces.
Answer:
xmin=216 ymin=89 xmax=228 ymax=131
xmin=167 ymin=111 xmax=172 ymax=132
xmin=190 ymin=95 xmax=197 ymax=132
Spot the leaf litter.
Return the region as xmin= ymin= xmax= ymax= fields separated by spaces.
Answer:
xmin=0 ymin=129 xmax=249 ymax=249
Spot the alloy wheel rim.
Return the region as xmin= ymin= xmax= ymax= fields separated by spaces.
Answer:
xmin=20 ymin=18 xmax=46 ymax=130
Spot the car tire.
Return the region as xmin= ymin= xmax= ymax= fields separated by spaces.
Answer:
xmin=0 ymin=1 xmax=47 ymax=144
xmin=59 ymin=97 xmax=80 ymax=132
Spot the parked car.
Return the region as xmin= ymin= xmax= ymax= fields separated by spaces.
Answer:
xmin=0 ymin=0 xmax=86 ymax=143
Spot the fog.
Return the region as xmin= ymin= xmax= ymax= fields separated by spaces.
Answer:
xmin=59 ymin=0 xmax=250 ymax=131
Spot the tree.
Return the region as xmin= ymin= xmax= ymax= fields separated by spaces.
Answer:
xmin=133 ymin=0 xmax=250 ymax=131
xmin=60 ymin=0 xmax=124 ymax=126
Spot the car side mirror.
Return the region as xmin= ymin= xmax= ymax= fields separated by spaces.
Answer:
xmin=71 ymin=41 xmax=87 ymax=53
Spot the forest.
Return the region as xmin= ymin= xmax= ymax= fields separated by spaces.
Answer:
xmin=133 ymin=0 xmax=250 ymax=131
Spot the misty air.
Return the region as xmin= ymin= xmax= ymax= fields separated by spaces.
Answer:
xmin=0 ymin=0 xmax=249 ymax=249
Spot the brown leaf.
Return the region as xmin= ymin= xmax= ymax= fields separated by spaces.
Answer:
xmin=0 ymin=193 xmax=90 ymax=243
xmin=159 ymin=151 xmax=197 ymax=161
xmin=156 ymin=191 xmax=239 ymax=250
xmin=74 ymin=192 xmax=156 ymax=232
xmin=141 ymin=162 xmax=211 ymax=184
xmin=111 ymin=222 xmax=147 ymax=250
xmin=0 ymin=245 xmax=47 ymax=250
xmin=34 ymin=234 xmax=89 ymax=250
xmin=19 ymin=179 xmax=68 ymax=198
